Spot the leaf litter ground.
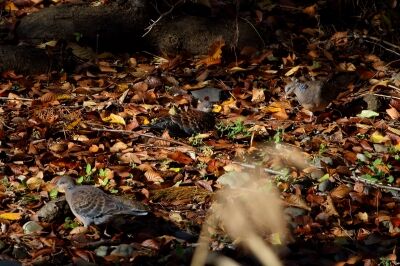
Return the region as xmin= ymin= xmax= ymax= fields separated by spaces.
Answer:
xmin=2 ymin=7 xmax=400 ymax=266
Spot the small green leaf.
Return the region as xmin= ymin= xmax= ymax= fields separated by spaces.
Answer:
xmin=100 ymin=177 xmax=109 ymax=186
xmin=318 ymin=173 xmax=330 ymax=183
xmin=76 ymin=176 xmax=84 ymax=184
xmin=357 ymin=110 xmax=379 ymax=118
xmin=169 ymin=167 xmax=181 ymax=173
xmin=99 ymin=168 xmax=106 ymax=177
xmin=110 ymin=189 xmax=118 ymax=194
xmin=86 ymin=164 xmax=92 ymax=175
xmin=49 ymin=188 xmax=58 ymax=199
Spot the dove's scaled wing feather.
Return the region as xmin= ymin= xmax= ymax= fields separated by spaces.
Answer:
xmin=66 ymin=185 xmax=103 ymax=227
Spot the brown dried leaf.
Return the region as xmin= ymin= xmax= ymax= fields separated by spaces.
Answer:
xmin=303 ymin=4 xmax=317 ymax=16
xmin=331 ymin=31 xmax=348 ymax=47
xmin=251 ymin=88 xmax=265 ymax=103
xmin=141 ymin=239 xmax=160 ymax=250
xmin=144 ymin=170 xmax=164 ymax=183
xmin=196 ymin=38 xmax=225 ymax=67
xmin=284 ymin=194 xmax=311 ymax=211
xmin=330 ymin=184 xmax=351 ymax=199
xmin=168 ymin=151 xmax=193 ymax=164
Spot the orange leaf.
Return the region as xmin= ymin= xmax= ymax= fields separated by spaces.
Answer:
xmin=168 ymin=151 xmax=193 ymax=164
xmin=303 ymin=4 xmax=317 ymax=16
xmin=196 ymin=38 xmax=225 ymax=67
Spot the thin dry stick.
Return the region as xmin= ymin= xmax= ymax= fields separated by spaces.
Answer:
xmin=142 ymin=0 xmax=184 ymax=37
xmin=388 ymin=84 xmax=400 ymax=92
xmin=363 ymin=35 xmax=400 ymax=52
xmin=239 ymin=17 xmax=266 ymax=47
xmin=362 ymin=39 xmax=400 ymax=57
xmin=350 ymin=175 xmax=400 ymax=192
xmin=231 ymin=161 xmax=286 ymax=176
xmin=91 ymin=127 xmax=193 ymax=148
xmin=0 ymin=96 xmax=34 ymax=101
xmin=372 ymin=93 xmax=400 ymax=101
xmin=356 ymin=92 xmax=400 ymax=101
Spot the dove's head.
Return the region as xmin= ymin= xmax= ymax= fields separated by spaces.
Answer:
xmin=56 ymin=175 xmax=76 ymax=191
xmin=284 ymin=78 xmax=301 ymax=96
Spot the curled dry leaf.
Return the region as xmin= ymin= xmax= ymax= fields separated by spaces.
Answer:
xmin=330 ymin=31 xmax=348 ymax=47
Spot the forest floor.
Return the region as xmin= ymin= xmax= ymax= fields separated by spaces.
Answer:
xmin=1 ymin=2 xmax=400 ymax=266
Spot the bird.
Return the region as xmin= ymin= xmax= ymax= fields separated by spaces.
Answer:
xmin=149 ymin=99 xmax=216 ymax=137
xmin=55 ymin=176 xmax=148 ymax=228
xmin=285 ymin=72 xmax=359 ymax=113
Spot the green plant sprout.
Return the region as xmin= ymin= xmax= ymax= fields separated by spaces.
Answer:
xmin=76 ymin=163 xmax=96 ymax=184
xmin=216 ymin=120 xmax=251 ymax=139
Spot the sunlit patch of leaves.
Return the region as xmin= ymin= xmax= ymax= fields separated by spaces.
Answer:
xmin=189 ymin=134 xmax=206 ymax=146
xmin=361 ymin=158 xmax=394 ymax=184
xmin=216 ymin=120 xmax=251 ymax=139
xmin=196 ymin=161 xmax=207 ymax=170
xmin=198 ymin=145 xmax=213 ymax=157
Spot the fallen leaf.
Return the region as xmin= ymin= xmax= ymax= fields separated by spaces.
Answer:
xmin=251 ymin=88 xmax=265 ymax=103
xmin=330 ymin=184 xmax=351 ymax=199
xmin=285 ymin=65 xmax=301 ymax=76
xmin=284 ymin=194 xmax=311 ymax=211
xmin=102 ymin=113 xmax=126 ymax=125
xmin=0 ymin=213 xmax=22 ymax=220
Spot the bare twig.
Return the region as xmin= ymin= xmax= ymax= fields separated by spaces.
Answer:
xmin=90 ymin=127 xmax=193 ymax=148
xmin=239 ymin=17 xmax=266 ymax=48
xmin=354 ymin=34 xmax=400 ymax=57
xmin=142 ymin=0 xmax=184 ymax=37
xmin=372 ymin=93 xmax=400 ymax=101
xmin=388 ymin=84 xmax=400 ymax=93
xmin=350 ymin=175 xmax=400 ymax=192
xmin=230 ymin=161 xmax=286 ymax=176
xmin=0 ymin=97 xmax=34 ymax=101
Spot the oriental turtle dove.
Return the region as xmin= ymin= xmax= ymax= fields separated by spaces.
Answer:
xmin=56 ymin=176 xmax=147 ymax=228
xmin=285 ymin=72 xmax=359 ymax=112
xmin=150 ymin=99 xmax=216 ymax=137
